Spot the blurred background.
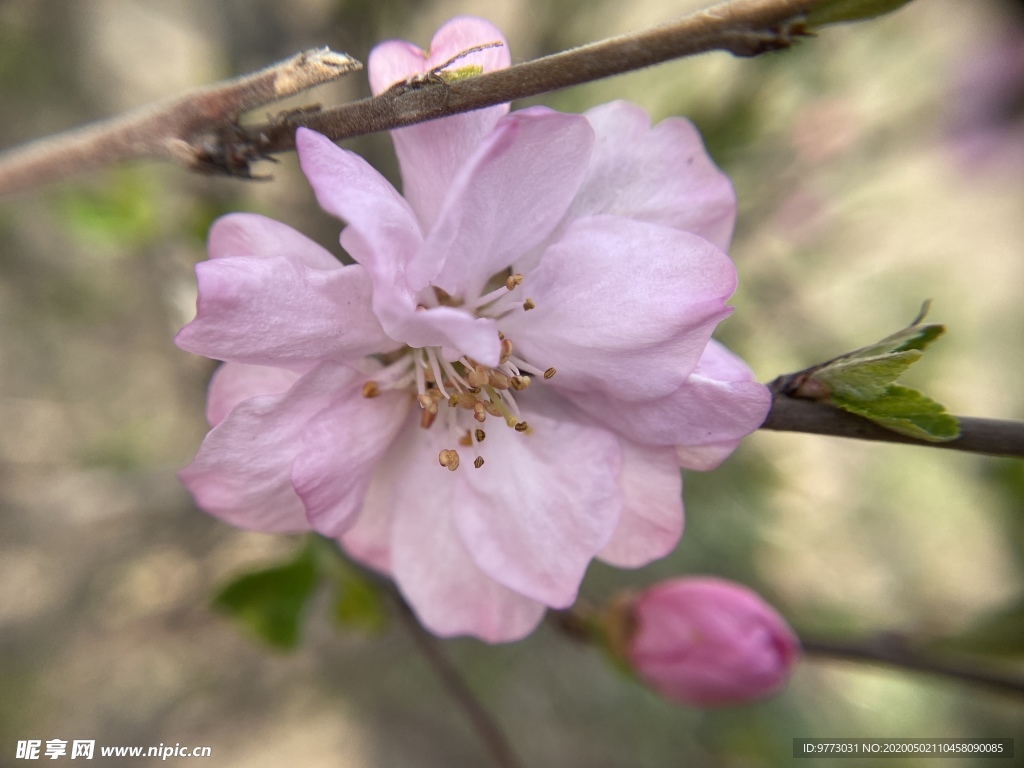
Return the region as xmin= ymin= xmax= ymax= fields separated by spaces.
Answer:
xmin=1 ymin=0 xmax=1023 ymax=765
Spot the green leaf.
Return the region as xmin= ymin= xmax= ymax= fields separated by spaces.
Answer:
xmin=805 ymin=0 xmax=916 ymax=27
xmin=831 ymin=385 xmax=960 ymax=441
xmin=331 ymin=573 xmax=388 ymax=634
xmin=815 ymin=350 xmax=922 ymax=400
xmin=212 ymin=542 xmax=320 ymax=650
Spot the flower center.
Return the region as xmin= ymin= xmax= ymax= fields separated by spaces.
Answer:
xmin=361 ymin=272 xmax=555 ymax=471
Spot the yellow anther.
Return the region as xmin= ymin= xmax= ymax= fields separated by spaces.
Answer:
xmin=511 ymin=375 xmax=530 ymax=391
xmin=438 ymin=449 xmax=460 ymax=471
xmin=416 ymin=393 xmax=438 ymax=413
xmin=467 ymin=366 xmax=489 ymax=388
xmin=457 ymin=392 xmax=477 ymax=410
xmin=504 ymin=273 xmax=524 ymax=291
xmin=489 ymin=372 xmax=511 ymax=390
xmin=522 ymin=298 xmax=536 ymax=311
xmin=473 ymin=402 xmax=487 ymax=423
xmin=499 ymin=338 xmax=513 ymax=364
xmin=474 ymin=428 xmax=486 ymax=442
xmin=474 ymin=456 xmax=485 ymax=469
xmin=361 ymin=381 xmax=380 ymax=398
xmin=543 ymin=367 xmax=556 ymax=379
xmin=514 ymin=421 xmax=529 ymax=432
xmin=448 ymin=394 xmax=459 ymax=408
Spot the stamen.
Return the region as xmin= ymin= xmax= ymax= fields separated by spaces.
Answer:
xmin=467 ymin=365 xmax=489 ymax=388
xmin=508 ymin=356 xmax=545 ymax=377
xmin=361 ymin=381 xmax=380 ymax=398
xmin=474 ymin=456 xmax=485 ymax=469
xmin=467 ymin=272 xmax=524 ymax=310
xmin=488 ymin=371 xmax=511 ymax=390
xmin=514 ymin=421 xmax=529 ymax=432
xmin=544 ymin=367 xmax=556 ymax=379
xmin=416 ymin=393 xmax=438 ymax=414
xmin=438 ymin=449 xmax=460 ymax=471
xmin=474 ymin=428 xmax=486 ymax=442
xmin=473 ymin=402 xmax=487 ymax=423
xmin=484 ymin=385 xmax=519 ymax=428
xmin=522 ymin=298 xmax=535 ymax=311
xmin=425 ymin=348 xmax=450 ymax=397
xmin=510 ymin=375 xmax=530 ymax=391
xmin=505 ymin=273 xmax=524 ymax=290
xmin=499 ymin=338 xmax=513 ymax=365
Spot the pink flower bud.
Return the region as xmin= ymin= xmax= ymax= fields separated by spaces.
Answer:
xmin=623 ymin=577 xmax=800 ymax=707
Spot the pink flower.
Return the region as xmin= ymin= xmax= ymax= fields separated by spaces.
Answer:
xmin=622 ymin=577 xmax=800 ymax=706
xmin=175 ymin=17 xmax=770 ymax=642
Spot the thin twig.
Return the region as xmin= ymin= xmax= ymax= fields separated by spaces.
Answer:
xmin=802 ymin=636 xmax=1024 ymax=697
xmin=0 ymin=48 xmax=361 ymax=195
xmin=0 ymin=0 xmax=878 ymax=193
xmin=392 ymin=593 xmax=524 ymax=768
xmin=760 ymin=392 xmax=1024 ymax=458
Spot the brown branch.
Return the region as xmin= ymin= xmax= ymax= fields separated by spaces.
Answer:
xmin=0 ymin=48 xmax=361 ymax=196
xmin=392 ymin=593 xmax=524 ymax=768
xmin=761 ymin=388 xmax=1024 ymax=458
xmin=802 ymin=635 xmax=1024 ymax=697
xmin=0 ymin=0 xmax=887 ymax=193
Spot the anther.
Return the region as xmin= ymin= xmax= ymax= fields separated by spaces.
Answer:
xmin=511 ymin=375 xmax=530 ymax=390
xmin=448 ymin=394 xmax=459 ymax=408
xmin=458 ymin=431 xmax=473 ymax=447
xmin=504 ymin=273 xmax=523 ymax=291
xmin=457 ymin=392 xmax=477 ymax=410
xmin=543 ymin=367 xmax=556 ymax=379
xmin=417 ymin=393 xmax=438 ymax=413
xmin=514 ymin=421 xmax=529 ymax=432
xmin=420 ymin=409 xmax=437 ymax=429
xmin=488 ymin=372 xmax=511 ymax=390
xmin=361 ymin=381 xmax=380 ymax=398
xmin=473 ymin=402 xmax=487 ymax=423
xmin=438 ymin=449 xmax=460 ymax=471
xmin=499 ymin=338 xmax=513 ymax=365
xmin=474 ymin=428 xmax=486 ymax=442
xmin=467 ymin=366 xmax=489 ymax=388
xmin=474 ymin=456 xmax=485 ymax=469
xmin=522 ymin=298 xmax=535 ymax=311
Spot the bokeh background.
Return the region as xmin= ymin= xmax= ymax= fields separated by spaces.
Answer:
xmin=2 ymin=0 xmax=1023 ymax=765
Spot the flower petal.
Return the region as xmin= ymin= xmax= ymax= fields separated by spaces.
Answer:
xmin=675 ymin=442 xmax=742 ymax=472
xmin=175 ymin=255 xmax=397 ymax=366
xmin=386 ymin=424 xmax=547 ymax=641
xmin=296 ymin=128 xmax=423 ymax=285
xmin=573 ymin=101 xmax=736 ymax=251
xmin=292 ymin=390 xmax=410 ymax=538
xmin=569 ymin=369 xmax=770 ymax=449
xmin=179 ymin=362 xmax=358 ymax=533
xmin=505 ymin=216 xmax=736 ymax=400
xmin=453 ymin=410 xmax=623 ymax=608
xmin=369 ymin=17 xmax=512 ymax=229
xmin=599 ymin=441 xmax=683 ymax=568
xmin=206 ymin=362 xmax=303 ymax=427
xmin=415 ymin=108 xmax=595 ymax=299
xmin=207 ymin=213 xmax=342 ymax=270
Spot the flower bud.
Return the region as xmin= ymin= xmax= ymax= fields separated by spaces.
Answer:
xmin=616 ymin=577 xmax=799 ymax=707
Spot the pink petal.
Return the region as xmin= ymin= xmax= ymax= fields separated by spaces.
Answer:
xmin=599 ymin=441 xmax=684 ymax=568
xmin=207 ymin=213 xmax=342 ymax=270
xmin=453 ymin=410 xmax=623 ymax=608
xmin=415 ymin=108 xmax=594 ymax=299
xmin=296 ymin=128 xmax=422 ymax=285
xmin=206 ymin=362 xmax=303 ymax=427
xmin=175 ymin=255 xmax=398 ymax=366
xmin=179 ymin=362 xmax=358 ymax=533
xmin=292 ymin=390 xmax=411 ymax=538
xmin=569 ymin=370 xmax=770 ymax=449
xmin=369 ymin=17 xmax=512 ymax=230
xmin=675 ymin=442 xmax=741 ymax=471
xmin=386 ymin=426 xmax=547 ymax=641
xmin=505 ymin=216 xmax=736 ymax=401
xmin=572 ymin=101 xmax=736 ymax=251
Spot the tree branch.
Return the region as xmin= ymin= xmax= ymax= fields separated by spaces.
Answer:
xmin=802 ymin=635 xmax=1024 ymax=697
xmin=1 ymin=0 xmax=869 ymax=194
xmin=0 ymin=47 xmax=361 ymax=196
xmin=760 ymin=389 xmax=1024 ymax=458
xmin=392 ymin=593 xmax=524 ymax=768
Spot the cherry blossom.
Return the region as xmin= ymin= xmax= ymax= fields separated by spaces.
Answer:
xmin=176 ymin=17 xmax=770 ymax=642
xmin=622 ymin=577 xmax=800 ymax=707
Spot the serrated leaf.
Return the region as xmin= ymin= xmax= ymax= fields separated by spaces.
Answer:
xmin=805 ymin=0 xmax=915 ymax=27
xmin=832 ymin=385 xmax=960 ymax=441
xmin=816 ymin=350 xmax=922 ymax=400
xmin=212 ymin=543 xmax=320 ymax=650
